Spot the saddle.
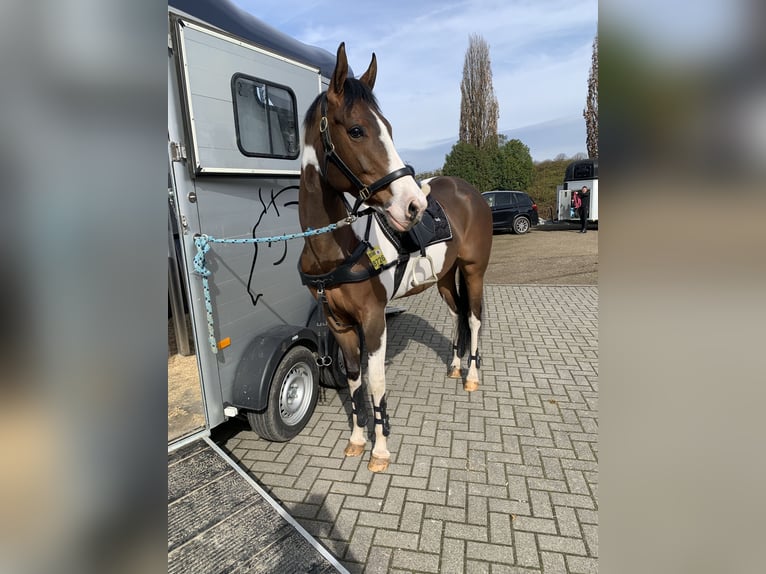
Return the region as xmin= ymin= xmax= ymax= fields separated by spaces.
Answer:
xmin=375 ymin=194 xmax=452 ymax=255
xmin=374 ymin=194 xmax=453 ymax=291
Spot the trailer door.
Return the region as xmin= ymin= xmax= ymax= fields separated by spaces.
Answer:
xmin=170 ymin=16 xmax=322 ymax=176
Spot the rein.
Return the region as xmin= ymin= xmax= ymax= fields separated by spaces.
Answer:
xmin=318 ymin=93 xmax=415 ymax=217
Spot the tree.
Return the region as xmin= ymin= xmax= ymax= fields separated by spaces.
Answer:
xmin=445 ymin=35 xmax=533 ymax=192
xmin=443 ymin=141 xmax=485 ymax=189
xmin=443 ymin=136 xmax=532 ymax=192
xmin=459 ymin=35 xmax=499 ymax=149
xmin=415 ymin=168 xmax=442 ymax=181
xmin=583 ymin=36 xmax=598 ymax=158
xmin=493 ymin=137 xmax=533 ymax=190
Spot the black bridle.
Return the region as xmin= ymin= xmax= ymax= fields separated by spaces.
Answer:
xmin=318 ymin=93 xmax=415 ymax=217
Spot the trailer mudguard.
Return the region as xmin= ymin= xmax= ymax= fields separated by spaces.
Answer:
xmin=231 ymin=325 xmax=318 ymax=412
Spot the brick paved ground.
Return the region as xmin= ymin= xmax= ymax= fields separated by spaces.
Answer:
xmin=221 ymin=285 xmax=598 ymax=573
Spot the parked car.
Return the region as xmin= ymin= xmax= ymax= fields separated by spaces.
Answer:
xmin=482 ymin=190 xmax=539 ymax=234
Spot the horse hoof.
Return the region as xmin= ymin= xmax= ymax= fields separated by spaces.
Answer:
xmin=367 ymin=454 xmax=390 ymax=473
xmin=464 ymin=379 xmax=479 ymax=392
xmin=344 ymin=441 xmax=365 ymax=457
xmin=448 ymin=367 xmax=462 ymax=379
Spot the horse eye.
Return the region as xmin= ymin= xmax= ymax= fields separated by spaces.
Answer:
xmin=348 ymin=126 xmax=364 ymax=139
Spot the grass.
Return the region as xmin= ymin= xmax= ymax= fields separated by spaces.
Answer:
xmin=528 ymin=158 xmax=570 ymax=220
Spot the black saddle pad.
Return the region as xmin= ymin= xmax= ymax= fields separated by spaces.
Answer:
xmin=374 ymin=194 xmax=453 ymax=255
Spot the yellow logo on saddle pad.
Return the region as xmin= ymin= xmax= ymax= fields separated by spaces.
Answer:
xmin=366 ymin=246 xmax=388 ymax=270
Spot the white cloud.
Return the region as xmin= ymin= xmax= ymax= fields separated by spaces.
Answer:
xmin=233 ymin=0 xmax=597 ymax=150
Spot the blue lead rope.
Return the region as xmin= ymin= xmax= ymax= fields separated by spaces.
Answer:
xmin=192 ymin=220 xmax=347 ymax=353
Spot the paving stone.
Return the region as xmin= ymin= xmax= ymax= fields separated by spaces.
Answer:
xmin=513 ymin=530 xmax=539 ymax=568
xmin=554 ymin=505 xmax=582 ymax=538
xmin=467 ymin=494 xmax=489 ymax=526
xmin=357 ymin=510 xmax=399 ymax=530
xmin=466 ymin=541 xmax=515 ymax=565
xmin=550 ymin=492 xmax=596 ymax=510
xmin=541 ymin=551 xmax=568 ymax=574
xmin=489 ymin=512 xmax=513 ymax=546
xmin=381 ymin=486 xmax=405 ymax=514
xmin=566 ymin=555 xmax=599 ymax=573
xmin=582 ymin=523 xmax=598 ymax=557
xmin=443 ymin=521 xmax=488 ymax=542
xmin=537 ymin=534 xmax=588 ymax=555
xmin=373 ymin=529 xmax=420 ymax=550
xmin=530 ymin=490 xmax=554 ymax=518
xmin=364 ymin=546 xmax=392 ymax=574
xmin=220 ymin=285 xmax=598 ymax=574
xmin=391 ymin=549 xmax=440 ymax=573
xmin=399 ymin=501 xmax=424 ymax=534
xmin=576 ymin=508 xmax=598 ymax=525
xmin=491 ymin=565 xmax=542 ymax=574
xmin=424 ymin=504 xmax=466 ymax=523
xmin=429 ymin=466 xmax=449 ymax=492
xmin=440 ymin=538 xmax=465 ymax=574
xmin=419 ymin=519 xmax=443 ymax=554
xmin=407 ymin=488 xmax=447 ymax=505
xmin=465 ymin=560 xmax=491 ymax=574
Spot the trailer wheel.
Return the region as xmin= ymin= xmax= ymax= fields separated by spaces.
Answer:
xmin=513 ymin=216 xmax=530 ymax=235
xmin=247 ymin=346 xmax=319 ymax=442
xmin=320 ymin=333 xmax=347 ymax=389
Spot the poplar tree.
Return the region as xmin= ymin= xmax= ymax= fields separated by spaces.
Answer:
xmin=584 ymin=36 xmax=598 ymax=158
xmin=459 ymin=34 xmax=499 ymax=149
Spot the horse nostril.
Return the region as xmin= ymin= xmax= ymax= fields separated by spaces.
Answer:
xmin=408 ymin=201 xmax=420 ymax=221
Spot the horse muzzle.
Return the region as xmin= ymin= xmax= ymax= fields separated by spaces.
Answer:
xmin=385 ymin=199 xmax=424 ymax=231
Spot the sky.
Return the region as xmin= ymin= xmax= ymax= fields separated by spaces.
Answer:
xmin=233 ymin=0 xmax=598 ymax=170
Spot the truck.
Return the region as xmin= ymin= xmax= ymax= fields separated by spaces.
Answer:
xmin=167 ymin=0 xmax=346 ymax=449
xmin=555 ymin=158 xmax=599 ymax=224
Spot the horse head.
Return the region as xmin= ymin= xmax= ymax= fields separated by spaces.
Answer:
xmin=303 ymin=43 xmax=427 ymax=232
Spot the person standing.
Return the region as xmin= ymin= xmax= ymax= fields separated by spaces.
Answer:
xmin=576 ymin=186 xmax=590 ymax=233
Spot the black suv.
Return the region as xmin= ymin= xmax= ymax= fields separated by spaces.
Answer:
xmin=482 ymin=190 xmax=539 ymax=234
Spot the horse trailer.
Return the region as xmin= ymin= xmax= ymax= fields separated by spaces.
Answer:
xmin=167 ymin=0 xmax=346 ymax=449
xmin=555 ymin=158 xmax=599 ymax=223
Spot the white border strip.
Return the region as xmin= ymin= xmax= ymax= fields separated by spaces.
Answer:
xmin=198 ymin=167 xmax=300 ymax=175
xmin=204 ymin=437 xmax=351 ymax=574
xmin=175 ymin=22 xmax=201 ymax=173
xmin=168 ymin=428 xmax=210 ymax=454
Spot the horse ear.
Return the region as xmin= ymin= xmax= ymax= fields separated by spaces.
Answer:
xmin=330 ymin=42 xmax=348 ymax=103
xmin=359 ymin=53 xmax=377 ymax=90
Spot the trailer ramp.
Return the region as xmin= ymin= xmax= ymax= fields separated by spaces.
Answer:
xmin=168 ymin=436 xmax=348 ymax=573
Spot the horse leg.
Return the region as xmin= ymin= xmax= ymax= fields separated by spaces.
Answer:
xmin=363 ymin=318 xmax=391 ymax=472
xmin=437 ymin=267 xmax=462 ymax=379
xmin=462 ymin=264 xmax=485 ymax=392
xmin=332 ymin=327 xmax=367 ymax=456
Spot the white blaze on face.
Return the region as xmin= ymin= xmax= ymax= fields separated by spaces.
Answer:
xmin=373 ymin=112 xmax=427 ymax=231
xmin=301 ymin=142 xmax=320 ymax=172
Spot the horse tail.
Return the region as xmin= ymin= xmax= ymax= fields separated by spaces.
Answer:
xmin=455 ymin=268 xmax=471 ymax=357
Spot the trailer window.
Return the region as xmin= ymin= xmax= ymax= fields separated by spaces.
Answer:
xmin=232 ymin=75 xmax=299 ymax=159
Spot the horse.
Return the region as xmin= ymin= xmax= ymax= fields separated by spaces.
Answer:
xmin=298 ymin=43 xmax=492 ymax=472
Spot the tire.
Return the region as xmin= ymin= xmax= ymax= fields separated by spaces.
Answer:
xmin=247 ymin=346 xmax=319 ymax=442
xmin=513 ymin=216 xmax=530 ymax=235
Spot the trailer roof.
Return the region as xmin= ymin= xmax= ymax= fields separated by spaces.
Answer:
xmin=565 ymin=159 xmax=598 ymax=182
xmin=168 ymin=0 xmax=340 ymax=79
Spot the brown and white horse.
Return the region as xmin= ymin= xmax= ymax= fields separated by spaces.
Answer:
xmin=299 ymin=43 xmax=492 ymax=472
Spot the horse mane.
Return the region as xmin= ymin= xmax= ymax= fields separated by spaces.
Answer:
xmin=304 ymin=77 xmax=380 ymax=129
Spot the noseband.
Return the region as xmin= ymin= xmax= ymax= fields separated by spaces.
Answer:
xmin=318 ymin=93 xmax=415 ymax=217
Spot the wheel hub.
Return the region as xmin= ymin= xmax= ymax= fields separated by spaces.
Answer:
xmin=279 ymin=364 xmax=311 ymax=425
